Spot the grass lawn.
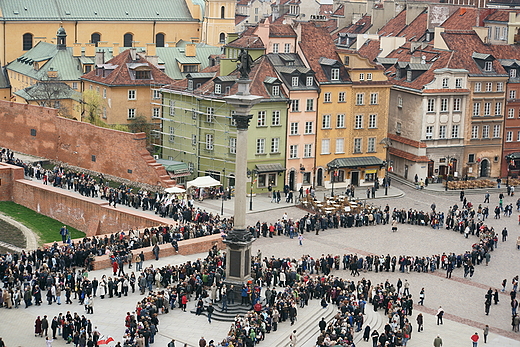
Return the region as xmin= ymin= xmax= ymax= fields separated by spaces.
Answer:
xmin=0 ymin=201 xmax=85 ymax=244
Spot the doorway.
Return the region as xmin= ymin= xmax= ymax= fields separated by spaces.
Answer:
xmin=317 ymin=168 xmax=323 ymax=186
xmin=404 ymin=165 xmax=409 ymax=179
xmin=351 ymin=171 xmax=359 ymax=186
xmin=428 ymin=160 xmax=434 ymax=178
xmin=289 ymin=170 xmax=295 ymax=191
xmin=480 ymin=159 xmax=489 ymax=177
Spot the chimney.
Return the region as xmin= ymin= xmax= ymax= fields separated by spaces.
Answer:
xmin=130 ymin=47 xmax=137 ymax=61
xmin=113 ymin=43 xmax=120 ymax=56
xmin=185 ymin=43 xmax=196 ymax=57
xmin=146 ymin=43 xmax=157 ymax=57
xmin=73 ymin=43 xmax=82 ymax=57
xmin=95 ymin=51 xmax=105 ymax=66
xmin=85 ymin=43 xmax=95 ymax=57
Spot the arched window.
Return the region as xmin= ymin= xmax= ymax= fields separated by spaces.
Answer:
xmin=91 ymin=33 xmax=101 ymax=47
xmin=219 ymin=33 xmax=226 ymax=44
xmin=156 ymin=33 xmax=165 ymax=47
xmin=23 ymin=33 xmax=33 ymax=50
xmin=221 ymin=6 xmax=225 ymax=19
xmin=123 ymin=33 xmax=133 ymax=47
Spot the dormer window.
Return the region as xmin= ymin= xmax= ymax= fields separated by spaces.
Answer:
xmin=442 ymin=78 xmax=449 ymax=88
xmin=292 ymin=76 xmax=299 ymax=87
xmin=306 ymin=76 xmax=313 ymax=87
xmin=215 ymin=83 xmax=221 ymax=94
xmin=188 ymin=79 xmax=194 ymax=90
xmin=406 ymin=71 xmax=412 ymax=81
xmin=135 ymin=70 xmax=151 ymax=79
xmin=485 ymin=61 xmax=493 ymax=72
xmin=331 ymin=68 xmax=339 ymax=81
xmin=511 ymin=69 xmax=517 ymax=78
xmin=272 ymin=85 xmax=280 ymax=96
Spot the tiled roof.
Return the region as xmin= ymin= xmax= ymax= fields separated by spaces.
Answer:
xmin=489 ymin=43 xmax=520 ymax=61
xmin=388 ymin=133 xmax=427 ymax=148
xmin=269 ymin=24 xmax=297 ymax=37
xmin=298 ymin=22 xmax=351 ymax=83
xmin=81 ymin=49 xmax=174 ymax=86
xmin=332 ymin=4 xmax=344 ymax=17
xmin=236 ymin=14 xmax=249 ymax=25
xmin=485 ymin=10 xmax=511 ymax=22
xmin=378 ymin=10 xmax=406 ymax=36
xmin=319 ymin=4 xmax=334 ymax=17
xmin=0 ymin=0 xmax=194 ymax=21
xmin=441 ymin=8 xmax=495 ymax=30
xmin=328 ymin=156 xmax=384 ymax=168
xmin=397 ymin=11 xmax=427 ymax=41
xmin=389 ymin=148 xmax=430 ymax=162
xmin=358 ymin=39 xmax=381 ymax=62
xmin=226 ymin=35 xmax=265 ymax=49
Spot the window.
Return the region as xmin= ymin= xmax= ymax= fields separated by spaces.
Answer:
xmin=338 ymin=92 xmax=345 ymax=102
xmin=220 ymin=5 xmax=225 ymax=18
xmin=271 ymin=110 xmax=280 ymax=125
xmin=359 ymin=73 xmax=365 ymax=81
xmin=336 ymin=114 xmax=345 ymax=128
xmin=511 ymin=69 xmax=517 ymax=78
xmin=153 ymin=90 xmax=161 ymax=99
xmin=482 ymin=125 xmax=490 ymax=138
xmin=507 ymin=131 xmax=513 ymax=142
xmin=207 ymin=107 xmax=214 ymax=123
xmin=427 ymin=99 xmax=435 ymax=112
xmin=324 ymin=92 xmax=331 ymax=103
xmin=128 ymin=108 xmax=136 ymax=119
xmin=284 ymin=43 xmax=291 ymax=53
xmin=273 ymin=43 xmax=279 ymax=53
xmin=128 ymin=90 xmax=136 ymax=100
xmin=495 ymin=26 xmax=500 ymax=40
xmin=290 ymin=122 xmax=298 ymax=135
xmin=497 ymin=82 xmax=504 ymax=92
xmin=367 ymin=137 xmax=376 ymax=152
xmin=509 ymin=108 xmax=515 ymax=118
xmin=518 ymin=131 xmax=520 ymax=141
xmin=322 ymin=114 xmax=331 ymax=129
xmin=206 ymin=134 xmax=214 ymax=150
xmin=370 ymin=93 xmax=378 ymax=105
xmin=475 ymin=82 xmax=482 ymax=92
xmin=191 ymin=134 xmax=197 ymax=146
xmin=256 ymin=138 xmax=265 ymax=154
xmin=153 ymin=107 xmax=160 ymax=118
xmin=510 ymin=90 xmax=517 ymax=99
xmin=321 ymin=139 xmax=330 ymax=154
xmin=257 ymin=111 xmax=266 ymax=126
xmin=396 ymin=122 xmax=402 ymax=134
xmin=485 ymin=82 xmax=493 ymax=92
xmin=503 ymin=27 xmax=508 ymax=40
xmin=304 ymin=144 xmax=312 ymax=158
xmin=398 ymin=96 xmax=403 ymax=108
xmin=188 ymin=79 xmax=194 ymax=90
xmin=451 ymin=125 xmax=459 ymax=138
xmin=484 ymin=102 xmax=491 ymax=116
xmin=356 ymin=93 xmax=364 ymax=105
xmin=439 ymin=125 xmax=446 ymax=139
xmin=227 ymin=137 xmax=236 ymax=153
xmin=485 ymin=61 xmax=493 ymax=72
xmin=353 ymin=138 xmax=362 ymax=153
xmin=425 ymin=126 xmax=433 ymax=139
xmin=167 ymin=100 xmax=175 ymax=116
xmin=291 ymin=99 xmax=299 ymax=112
xmin=304 ymin=121 xmax=313 ymax=134
xmin=156 ymin=33 xmax=165 ymax=47
xmin=335 ymin=138 xmax=344 ymax=153
xmin=453 ymin=98 xmax=461 ymax=111
xmin=271 ymin=138 xmax=280 ymax=153
xmin=471 ymin=125 xmax=479 ymax=139
xmin=369 ymin=114 xmax=377 ymax=128
xmin=440 ymin=98 xmax=448 ymax=112
xmin=331 ymin=68 xmax=339 ymax=80
xmin=292 ymin=76 xmax=299 ymax=87
xmin=306 ymin=76 xmax=313 ymax=87
xmin=306 ymin=99 xmax=314 ymax=111
xmin=495 ymin=102 xmax=502 ymax=115
xmin=23 ymin=33 xmax=33 ymax=50
xmin=455 ymin=78 xmax=462 ymax=88
xmin=123 ymin=33 xmax=133 ymax=47
xmin=355 ymin=115 xmax=363 ymax=129
xmin=169 ymin=126 xmax=175 ymax=142
xmin=367 ymin=73 xmax=372 ymax=81
xmin=289 ymin=144 xmax=298 ymax=158
xmin=473 ymin=102 xmax=481 ymax=116
xmin=493 ymin=124 xmax=501 ymax=138
xmin=272 ymin=85 xmax=279 ymax=96
xmin=442 ymin=78 xmax=449 ymax=88
xmin=215 ymin=84 xmax=221 ymax=94
xmin=468 ymin=154 xmax=475 ymax=163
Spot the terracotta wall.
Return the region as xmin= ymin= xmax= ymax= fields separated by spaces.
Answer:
xmin=0 ymin=101 xmax=174 ymax=187
xmin=0 ymin=163 xmax=24 ymax=201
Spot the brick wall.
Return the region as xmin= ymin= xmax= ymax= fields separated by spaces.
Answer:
xmin=0 ymin=101 xmax=174 ymax=187
xmin=0 ymin=163 xmax=25 ymax=201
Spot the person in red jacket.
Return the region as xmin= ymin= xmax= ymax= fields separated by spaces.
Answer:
xmin=471 ymin=332 xmax=479 ymax=347
xmin=181 ymin=294 xmax=188 ymax=312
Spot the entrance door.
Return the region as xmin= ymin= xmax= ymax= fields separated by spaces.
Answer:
xmin=289 ymin=170 xmax=295 ymax=191
xmin=428 ymin=160 xmax=434 ymax=178
xmin=439 ymin=165 xmax=447 ymax=177
xmin=351 ymin=171 xmax=359 ymax=186
xmin=317 ymin=168 xmax=323 ymax=186
xmin=480 ymin=159 xmax=489 ymax=177
xmin=404 ymin=165 xmax=409 ymax=179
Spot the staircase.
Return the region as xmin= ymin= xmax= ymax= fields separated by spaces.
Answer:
xmin=190 ymin=302 xmax=251 ymax=322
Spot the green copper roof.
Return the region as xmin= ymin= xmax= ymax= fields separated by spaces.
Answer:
xmin=0 ymin=0 xmax=195 ymax=21
xmin=156 ymin=44 xmax=221 ymax=80
xmin=14 ymin=81 xmax=81 ymax=101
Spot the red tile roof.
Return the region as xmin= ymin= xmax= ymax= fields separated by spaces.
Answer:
xmin=378 ymin=10 xmax=406 ymax=36
xmin=319 ymin=4 xmax=333 ymax=17
xmin=236 ymin=14 xmax=248 ymax=26
xmin=441 ymin=8 xmax=495 ymax=30
xmin=397 ymin=11 xmax=427 ymax=41
xmin=81 ymin=49 xmax=174 ymax=86
xmin=357 ymin=39 xmax=381 ymax=62
xmin=269 ymin=24 xmax=297 ymax=37
xmin=388 ymin=133 xmax=427 ymax=148
xmin=332 ymin=4 xmax=344 ymax=17
xmin=485 ymin=9 xmax=511 ymax=22
xmin=389 ymin=147 xmax=430 ymax=162
xmin=227 ymin=35 xmax=265 ymax=49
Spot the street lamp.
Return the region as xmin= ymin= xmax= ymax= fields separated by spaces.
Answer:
xmin=380 ymin=138 xmax=392 ymax=196
xmin=329 ymin=163 xmax=339 ymax=197
xmin=444 ymin=155 xmax=454 ymax=191
xmin=247 ymin=168 xmax=257 ymax=211
xmin=221 ymin=168 xmax=226 ymax=216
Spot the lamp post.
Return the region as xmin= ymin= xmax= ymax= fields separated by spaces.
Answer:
xmin=380 ymin=137 xmax=392 ymax=196
xmin=444 ymin=155 xmax=453 ymax=191
xmin=247 ymin=169 xmax=257 ymax=211
xmin=221 ymin=168 xmax=226 ymax=216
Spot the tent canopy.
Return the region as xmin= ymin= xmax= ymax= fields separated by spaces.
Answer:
xmin=164 ymin=186 xmax=186 ymax=193
xmin=187 ymin=176 xmax=221 ymax=188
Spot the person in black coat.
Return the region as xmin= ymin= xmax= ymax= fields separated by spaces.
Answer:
xmin=363 ymin=325 xmax=371 ymax=341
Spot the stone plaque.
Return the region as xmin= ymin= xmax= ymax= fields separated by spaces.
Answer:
xmin=229 ymin=249 xmax=241 ymax=278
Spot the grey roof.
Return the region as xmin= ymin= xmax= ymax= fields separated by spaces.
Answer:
xmin=216 ymin=75 xmax=237 ymax=82
xmin=255 ymin=163 xmax=286 ymax=173
xmin=377 ymin=57 xmax=398 ymax=65
xmin=156 ymin=44 xmax=221 ymax=80
xmin=264 ymin=77 xmax=278 ymax=84
xmin=328 ymin=156 xmax=384 ymax=168
xmin=188 ymin=72 xmax=216 ymax=79
xmin=472 ymin=52 xmax=493 ymax=60
xmin=498 ymin=59 xmax=520 ymax=67
xmin=14 ymin=82 xmax=81 ymax=101
xmin=156 ymin=159 xmax=190 ymax=174
xmin=0 ymin=0 xmax=195 ymax=21
xmin=279 ymin=54 xmax=295 ymax=62
xmin=319 ymin=57 xmax=339 ymax=66
xmin=0 ymin=67 xmax=10 ymax=89
xmin=408 ymin=63 xmax=431 ymax=71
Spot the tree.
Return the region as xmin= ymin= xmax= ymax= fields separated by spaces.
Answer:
xmin=81 ymin=89 xmax=106 ymax=125
xmin=23 ymin=81 xmax=74 ymax=118
xmin=127 ymin=114 xmax=156 ymax=150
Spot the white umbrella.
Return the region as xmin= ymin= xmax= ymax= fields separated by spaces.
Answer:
xmin=187 ymin=176 xmax=221 ymax=188
xmin=164 ymin=186 xmax=186 ymax=193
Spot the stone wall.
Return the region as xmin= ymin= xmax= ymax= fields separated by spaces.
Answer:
xmin=0 ymin=163 xmax=24 ymax=201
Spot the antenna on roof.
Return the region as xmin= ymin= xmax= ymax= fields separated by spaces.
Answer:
xmin=421 ymin=55 xmax=426 ymax=64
